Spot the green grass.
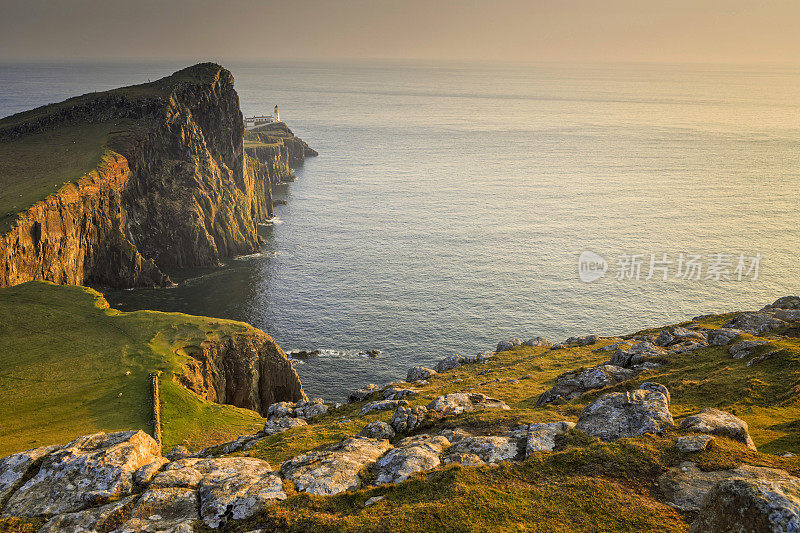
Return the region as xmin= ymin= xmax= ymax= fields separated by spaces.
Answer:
xmin=0 ymin=281 xmax=265 ymax=455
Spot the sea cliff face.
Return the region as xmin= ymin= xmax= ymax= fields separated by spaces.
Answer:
xmin=0 ymin=63 xmax=315 ymax=288
xmin=178 ymin=330 xmax=307 ymax=416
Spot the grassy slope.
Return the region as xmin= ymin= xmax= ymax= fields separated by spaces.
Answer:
xmin=220 ymin=315 xmax=800 ymax=532
xmin=0 ymin=282 xmax=264 ymax=455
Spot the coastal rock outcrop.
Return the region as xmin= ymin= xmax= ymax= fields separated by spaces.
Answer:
xmin=679 ymin=408 xmax=756 ymax=450
xmin=575 ymin=382 xmax=674 ymax=441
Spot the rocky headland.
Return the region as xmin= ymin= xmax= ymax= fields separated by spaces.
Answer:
xmin=0 ymin=63 xmax=315 ymax=289
xmin=2 ymin=295 xmax=800 ymax=532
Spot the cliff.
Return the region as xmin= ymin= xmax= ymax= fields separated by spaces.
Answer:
xmin=0 ymin=63 xmax=315 ymax=288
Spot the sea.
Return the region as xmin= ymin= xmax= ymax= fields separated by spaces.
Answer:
xmin=1 ymin=60 xmax=799 ymax=401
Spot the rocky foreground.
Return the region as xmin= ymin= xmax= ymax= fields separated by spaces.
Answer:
xmin=2 ymin=297 xmax=800 ymax=532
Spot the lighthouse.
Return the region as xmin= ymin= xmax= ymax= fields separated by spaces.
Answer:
xmin=274 ymin=105 xmax=280 ymax=122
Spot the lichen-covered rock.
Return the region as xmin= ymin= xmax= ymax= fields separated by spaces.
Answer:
xmin=0 ymin=444 xmax=60 ymax=504
xmin=690 ymin=474 xmax=800 ymax=532
xmin=390 ymin=405 xmax=429 ymax=434
xmin=609 ymin=341 xmax=666 ymax=368
xmin=680 ymin=408 xmax=756 ymax=450
xmin=445 ymin=433 xmax=525 ymax=464
xmin=565 ymin=335 xmax=599 ymax=346
xmin=165 ymin=446 xmax=191 ymax=462
xmin=407 ymin=366 xmax=436 ymax=382
xmin=426 ymin=393 xmax=510 ymax=415
xmin=358 ymin=421 xmax=396 ymax=439
xmin=724 ymin=312 xmax=786 ymax=335
xmin=575 ymin=383 xmax=673 ymax=441
xmin=658 ymin=461 xmax=791 ymax=512
xmin=443 ymin=452 xmax=486 ymax=466
xmin=281 ymin=437 xmax=392 ymax=496
xmin=435 ymin=354 xmax=466 ymax=373
xmin=382 ymin=386 xmax=419 ymax=401
xmin=729 ymin=340 xmax=770 ymax=359
xmin=676 ymin=435 xmax=714 ymax=453
xmin=134 ymin=456 xmax=169 ymax=486
xmin=360 ymin=399 xmax=408 ymax=415
xmin=707 ymin=328 xmax=743 ymax=346
xmin=524 ymin=337 xmax=552 ymax=347
xmin=266 ymin=398 xmax=327 ymax=420
xmin=348 ymin=384 xmax=381 ymax=403
xmin=38 ymin=495 xmax=137 ymax=533
xmin=114 ymin=487 xmax=199 ymax=532
xmin=762 ymin=296 xmax=800 ymax=311
xmin=263 ymin=417 xmax=308 ymax=436
xmin=526 ymin=421 xmax=576 ymax=455
xmin=4 ymin=430 xmax=160 ymax=516
xmin=496 ymin=338 xmax=522 ymax=352
xmin=655 ymin=327 xmax=707 ymax=347
xmin=374 ymin=435 xmax=450 ymax=484
xmin=536 ymin=364 xmax=637 ymax=406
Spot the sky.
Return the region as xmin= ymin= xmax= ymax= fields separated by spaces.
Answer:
xmin=0 ymin=0 xmax=798 ymax=64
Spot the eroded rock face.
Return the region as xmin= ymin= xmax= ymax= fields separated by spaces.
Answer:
xmin=374 ymin=435 xmax=449 ymax=484
xmin=4 ymin=430 xmax=160 ymax=516
xmin=526 ymin=421 xmax=576 ymax=455
xmin=658 ymin=461 xmax=791 ymax=512
xmin=426 ymin=393 xmax=510 ymax=415
xmin=536 ymin=365 xmax=637 ymax=406
xmin=575 ymin=383 xmax=673 ymax=441
xmin=679 ymin=408 xmax=756 ymax=450
xmin=690 ymin=475 xmax=800 ymax=532
xmin=281 ymin=437 xmax=392 ymax=496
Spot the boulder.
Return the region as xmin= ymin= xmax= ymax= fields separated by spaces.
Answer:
xmin=38 ymin=495 xmax=137 ymax=533
xmin=435 ymin=354 xmax=466 ymax=373
xmin=114 ymin=487 xmax=199 ymax=532
xmin=374 ymin=435 xmax=450 ymax=484
xmin=443 ymin=452 xmax=486 ymax=466
xmin=281 ymin=437 xmax=392 ymax=496
xmin=360 ymin=399 xmax=408 ymax=416
xmin=445 ymin=432 xmax=525 ymax=464
xmin=729 ymin=340 xmax=770 ymax=359
xmin=535 ymin=364 xmax=637 ymax=406
xmin=610 ymin=341 xmax=666 ymax=368
xmin=382 ymin=386 xmax=419 ymax=401
xmin=4 ymin=431 xmax=160 ymax=516
xmin=526 ymin=421 xmax=576 ymax=455
xmin=676 ymin=435 xmax=714 ymax=453
xmin=294 ymin=398 xmax=328 ymax=420
xmin=426 ymin=393 xmax=510 ymax=415
xmin=565 ymin=335 xmax=599 ymax=346
xmin=707 ymin=328 xmax=743 ymax=346
xmin=263 ymin=416 xmax=308 ymax=436
xmin=658 ymin=461 xmax=791 ymax=512
xmin=679 ymin=408 xmax=756 ymax=450
xmin=0 ymin=444 xmax=60 ymax=504
xmin=762 ymin=295 xmax=800 ymax=311
xmin=266 ymin=401 xmax=295 ymax=419
xmin=358 ymin=421 xmax=396 ymax=440
xmin=575 ymin=383 xmax=673 ymax=441
xmin=348 ymin=384 xmax=381 ymax=403
xmin=134 ymin=457 xmax=169 ymax=486
xmin=496 ymin=338 xmax=523 ymax=352
xmin=524 ymin=337 xmax=552 ymax=347
xmin=656 ymin=327 xmax=707 ymax=347
xmin=165 ymin=446 xmax=191 ymax=462
xmin=390 ymin=405 xmax=429 ymax=434
xmin=691 ymin=475 xmax=800 ymax=532
xmin=407 ymin=366 xmax=436 ymax=382
xmin=724 ymin=312 xmax=786 ymax=335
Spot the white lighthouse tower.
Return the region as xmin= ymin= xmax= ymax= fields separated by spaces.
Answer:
xmin=274 ymin=105 xmax=280 ymax=122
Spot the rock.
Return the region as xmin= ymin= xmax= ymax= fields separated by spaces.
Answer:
xmin=39 ymin=495 xmax=137 ymax=532
xmin=426 ymin=393 xmax=510 ymax=415
xmin=358 ymin=421 xmax=397 ymax=439
xmin=114 ymin=487 xmax=199 ymax=532
xmin=263 ymin=417 xmax=308 ymax=436
xmin=390 ymin=405 xmax=429 ymax=434
xmin=707 ymin=328 xmax=743 ymax=346
xmin=364 ymin=495 xmax=384 ymax=507
xmin=729 ymin=340 xmax=770 ymax=359
xmin=691 ymin=475 xmax=800 ymax=532
xmin=762 ymin=296 xmax=800 ymax=311
xmin=382 ymin=386 xmax=419 ymax=401
xmin=445 ymin=432 xmax=525 ymax=464
xmin=294 ymin=398 xmax=328 ymax=420
xmin=550 ymin=343 xmax=565 ymax=350
xmin=658 ymin=461 xmax=793 ymax=512
xmin=374 ymin=435 xmax=450 ymax=484
xmin=165 ymin=446 xmax=191 ymax=462
xmin=565 ymin=335 xmax=599 ymax=346
xmin=575 ymin=382 xmax=674 ymax=441
xmin=0 ymin=444 xmax=60 ymax=504
xmin=656 ymin=327 xmax=707 ymax=347
xmin=281 ymin=437 xmax=392 ymax=496
xmin=680 ymin=408 xmax=756 ymax=450
xmin=407 ymin=366 xmax=436 ymax=382
xmin=443 ymin=452 xmax=486 ymax=466
xmin=360 ymin=399 xmax=408 ymax=415
xmin=438 ymin=428 xmax=472 ymax=443
xmin=348 ymin=384 xmax=381 ymax=403
xmin=526 ymin=421 xmax=576 ymax=455
xmin=676 ymin=435 xmax=714 ymax=453
xmin=724 ymin=312 xmax=786 ymax=335
xmin=496 ymin=338 xmax=522 ymax=352
xmin=597 ymin=340 xmax=632 ymax=352
xmin=536 ymin=364 xmax=637 ymax=406
xmin=4 ymin=430 xmax=160 ymax=516
xmin=435 ymin=354 xmax=466 ymax=373
xmin=267 ymin=401 xmax=295 ymax=419
xmin=523 ymin=337 xmax=552 ymax=347
xmin=610 ymin=341 xmax=666 ymax=368
xmin=134 ymin=457 xmax=169 ymax=486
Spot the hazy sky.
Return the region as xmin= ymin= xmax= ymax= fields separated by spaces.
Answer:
xmin=1 ymin=0 xmax=798 ymax=64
